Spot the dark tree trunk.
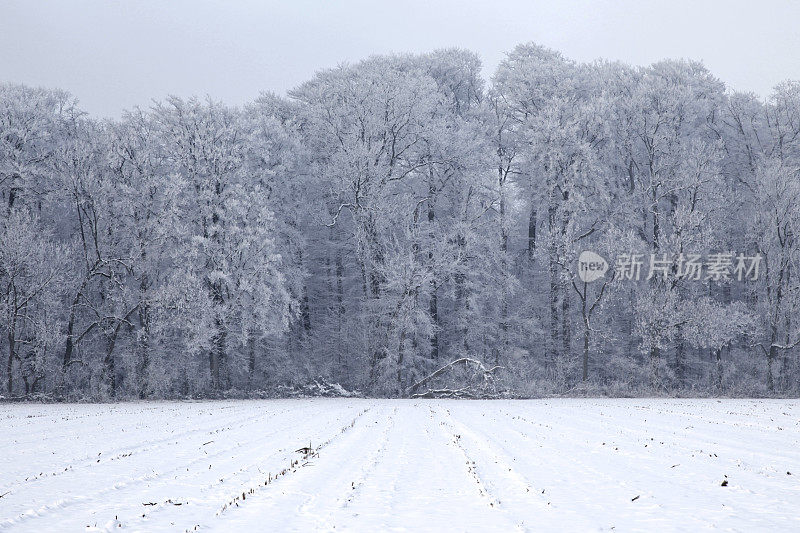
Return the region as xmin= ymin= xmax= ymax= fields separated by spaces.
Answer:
xmin=582 ymin=326 xmax=589 ymax=381
xmin=136 ymin=302 xmax=150 ymax=399
xmin=210 ymin=315 xmax=226 ymax=391
xmin=527 ymin=208 xmax=537 ymax=259
xmin=7 ymin=329 xmax=14 ymax=396
xmin=63 ymin=277 xmax=90 ymax=371
xmin=580 ymin=282 xmax=589 ymax=381
xmin=429 ymin=288 xmax=439 ymax=360
xmin=103 ymin=319 xmax=126 ymax=398
xmin=63 ymin=302 xmax=77 ymax=369
xmin=674 ymin=325 xmax=685 ymax=386
xmin=247 ymin=332 xmax=256 ymax=390
xmin=499 ymin=185 xmax=509 ymax=367
xmin=548 ymin=261 xmax=560 ymax=366
xmin=428 ymin=196 xmax=439 ymax=362
xmin=562 ymin=283 xmax=570 ymax=361
xmin=767 ymin=343 xmax=776 ymax=392
xmin=651 ymin=346 xmax=661 ymax=388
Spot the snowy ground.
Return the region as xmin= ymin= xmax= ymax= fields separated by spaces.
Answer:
xmin=1 ymin=399 xmax=798 ymax=532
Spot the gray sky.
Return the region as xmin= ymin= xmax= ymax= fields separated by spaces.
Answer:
xmin=2 ymin=0 xmax=798 ymax=118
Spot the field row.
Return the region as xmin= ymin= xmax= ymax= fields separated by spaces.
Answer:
xmin=1 ymin=399 xmax=798 ymax=531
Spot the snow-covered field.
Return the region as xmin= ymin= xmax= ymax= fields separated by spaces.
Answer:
xmin=1 ymin=399 xmax=798 ymax=532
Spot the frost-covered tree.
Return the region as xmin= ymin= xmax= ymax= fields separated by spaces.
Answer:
xmin=2 ymin=43 xmax=800 ymax=399
xmin=0 ymin=209 xmax=67 ymax=395
xmin=152 ymin=97 xmax=294 ymax=392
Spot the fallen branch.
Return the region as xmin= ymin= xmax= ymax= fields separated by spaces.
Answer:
xmin=406 ymin=357 xmax=503 ymax=397
xmin=753 ymin=337 xmax=800 ymax=357
xmin=411 ymin=387 xmax=475 ymax=399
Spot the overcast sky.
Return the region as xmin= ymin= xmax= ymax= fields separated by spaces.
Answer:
xmin=2 ymin=0 xmax=798 ymax=118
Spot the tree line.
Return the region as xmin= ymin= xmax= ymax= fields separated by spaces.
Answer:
xmin=2 ymin=44 xmax=799 ymax=399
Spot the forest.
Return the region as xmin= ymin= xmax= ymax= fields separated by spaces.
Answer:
xmin=1 ymin=43 xmax=799 ymax=399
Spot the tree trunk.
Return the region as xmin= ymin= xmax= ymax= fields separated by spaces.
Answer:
xmin=8 ymin=174 xmax=19 ymax=212
xmin=429 ymin=288 xmax=439 ymax=360
xmin=103 ymin=318 xmax=127 ymax=399
xmin=335 ymin=249 xmax=345 ymax=319
xmin=548 ymin=260 xmax=560 ymax=366
xmin=499 ymin=181 xmax=509 ymax=367
xmin=582 ymin=326 xmax=589 ymax=382
xmin=63 ymin=298 xmax=78 ymax=369
xmin=103 ymin=342 xmax=117 ymax=399
xmin=581 ymin=282 xmax=589 ymax=381
xmin=7 ymin=329 xmax=14 ymax=396
xmin=335 ymin=247 xmax=346 ymax=378
xmin=767 ymin=343 xmax=776 ymax=392
xmin=454 ymin=220 xmax=469 ymax=354
xmin=650 ymin=346 xmax=660 ymax=388
xmin=211 ymin=315 xmax=226 ymax=391
xmin=428 ymin=196 xmax=439 ymax=362
xmin=562 ymin=283 xmax=570 ymax=362
xmin=397 ymin=330 xmax=406 ymax=393
xmin=527 ymin=208 xmax=537 ymax=259
xmin=547 ymin=184 xmax=560 ymax=368
xmin=136 ymin=296 xmax=150 ymax=399
xmin=62 ymin=276 xmax=90 ymax=371
xmin=247 ymin=332 xmax=256 ymax=390
xmin=674 ymin=325 xmax=685 ymax=386
xmin=301 ymin=290 xmax=311 ymax=333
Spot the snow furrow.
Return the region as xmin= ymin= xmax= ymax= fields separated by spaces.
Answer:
xmin=1 ymin=399 xmax=797 ymax=532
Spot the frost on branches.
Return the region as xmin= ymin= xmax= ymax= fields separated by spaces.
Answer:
xmin=1 ymin=47 xmax=799 ymax=399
